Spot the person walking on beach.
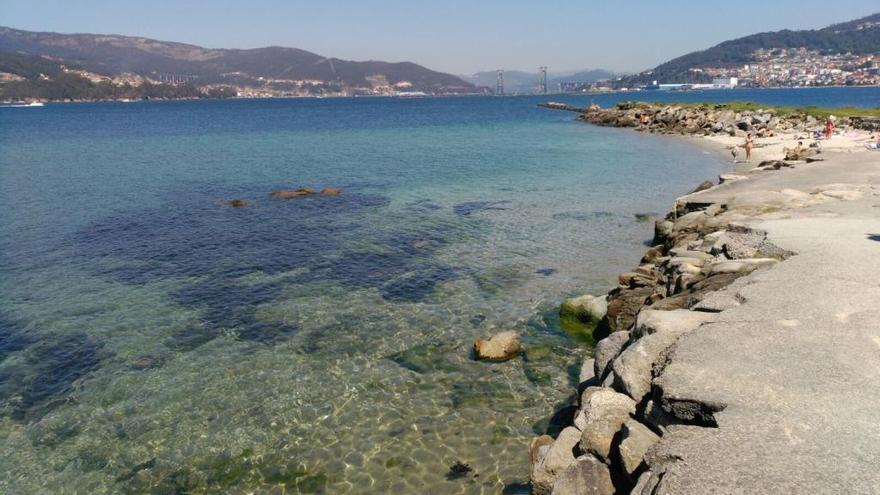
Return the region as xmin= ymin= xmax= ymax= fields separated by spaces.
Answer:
xmin=744 ymin=133 xmax=754 ymax=162
xmin=825 ymin=116 xmax=835 ymax=140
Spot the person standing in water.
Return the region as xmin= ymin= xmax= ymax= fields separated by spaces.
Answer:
xmin=744 ymin=133 xmax=754 ymax=162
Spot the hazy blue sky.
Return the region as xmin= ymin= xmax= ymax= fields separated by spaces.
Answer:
xmin=2 ymin=1 xmax=878 ymax=74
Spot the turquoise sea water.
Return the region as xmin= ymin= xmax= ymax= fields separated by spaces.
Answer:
xmin=1 ymin=89 xmax=862 ymax=493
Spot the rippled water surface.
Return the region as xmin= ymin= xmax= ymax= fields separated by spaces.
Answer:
xmin=0 ymin=95 xmax=731 ymax=493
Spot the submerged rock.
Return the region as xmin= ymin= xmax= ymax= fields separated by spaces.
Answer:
xmin=446 ymin=461 xmax=473 ymax=480
xmin=228 ymin=199 xmax=248 ymax=208
xmin=560 ymin=295 xmax=607 ymax=328
xmin=319 ymin=188 xmax=342 ymax=196
xmin=473 ymin=331 xmax=521 ymax=362
xmin=388 ymin=341 xmax=458 ymax=374
xmin=270 ymin=188 xmax=315 ymax=199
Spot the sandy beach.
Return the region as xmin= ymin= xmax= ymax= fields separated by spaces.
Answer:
xmin=705 ymin=125 xmax=880 ymax=172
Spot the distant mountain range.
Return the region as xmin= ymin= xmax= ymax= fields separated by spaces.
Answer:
xmin=0 ymin=26 xmax=474 ymax=100
xmin=620 ymin=12 xmax=880 ymax=86
xmin=465 ymin=68 xmax=618 ymax=93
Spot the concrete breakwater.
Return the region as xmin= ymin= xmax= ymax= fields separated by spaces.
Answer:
xmin=530 ymin=103 xmax=880 ymax=494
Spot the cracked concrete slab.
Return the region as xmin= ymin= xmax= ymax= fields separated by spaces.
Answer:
xmin=644 ymin=152 xmax=880 ymax=494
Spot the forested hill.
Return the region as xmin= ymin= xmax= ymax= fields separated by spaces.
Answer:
xmin=0 ymin=26 xmax=474 ymax=94
xmin=621 ymin=12 xmax=880 ymax=86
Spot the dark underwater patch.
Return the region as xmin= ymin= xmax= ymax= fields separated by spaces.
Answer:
xmin=405 ymin=199 xmax=444 ymax=212
xmin=75 ymin=186 xmax=466 ymax=351
xmin=0 ymin=316 xmax=30 ymax=363
xmin=387 ymin=341 xmax=459 ymax=374
xmin=0 ymin=332 xmax=104 ymax=422
xmin=165 ymin=322 xmax=220 ymax=352
xmin=235 ymin=320 xmax=298 ymax=345
xmin=450 ymin=381 xmax=518 ymax=411
xmin=453 ymin=200 xmax=510 ymax=216
xmin=76 ymin=189 xmax=391 ymax=284
xmin=551 ymin=210 xmax=623 ymax=222
xmin=379 ymin=266 xmax=457 ymax=302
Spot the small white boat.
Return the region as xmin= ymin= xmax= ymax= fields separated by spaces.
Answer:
xmin=3 ymin=101 xmax=45 ymax=108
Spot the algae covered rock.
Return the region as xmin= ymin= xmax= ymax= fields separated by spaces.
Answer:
xmin=560 ymin=295 xmax=607 ymax=327
xmin=473 ymin=331 xmax=521 ymax=362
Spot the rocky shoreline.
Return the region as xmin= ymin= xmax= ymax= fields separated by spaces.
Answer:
xmin=529 ymin=102 xmax=880 ymax=494
xmin=574 ymin=101 xmax=880 ymax=135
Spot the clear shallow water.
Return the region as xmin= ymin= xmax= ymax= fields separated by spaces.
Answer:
xmin=2 ymin=94 xmax=735 ymax=493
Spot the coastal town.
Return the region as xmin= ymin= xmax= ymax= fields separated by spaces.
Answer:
xmin=691 ymin=48 xmax=880 ymax=87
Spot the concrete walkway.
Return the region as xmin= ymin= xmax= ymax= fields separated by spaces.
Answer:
xmin=646 ymin=152 xmax=880 ymax=493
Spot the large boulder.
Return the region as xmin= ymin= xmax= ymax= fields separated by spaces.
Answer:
xmin=530 ymin=435 xmax=554 ymax=468
xmin=784 ymin=146 xmax=818 ymax=161
xmin=687 ymin=180 xmax=714 ymax=194
xmin=653 ymin=220 xmax=674 ymax=244
xmin=473 ymin=331 xmax=520 ymax=362
xmin=616 ymin=419 xmax=660 ymax=479
xmin=640 ymin=246 xmax=664 ymax=264
xmin=631 ymin=470 xmax=659 ymax=495
xmin=703 ymin=258 xmax=778 ymax=275
xmin=613 ymin=310 xmax=715 ymax=402
xmin=667 ymin=248 xmax=714 ymax=262
xmin=579 ymin=357 xmax=597 ymax=386
xmin=593 ymin=331 xmax=630 ymax=381
xmin=531 ymin=427 xmax=582 ymax=495
xmin=560 ymin=295 xmax=607 ymax=328
xmin=578 ymin=388 xmax=636 ymax=461
xmin=605 ymin=286 xmax=654 ymax=333
xmin=672 ymin=211 xmax=710 ymax=236
xmin=550 ymin=455 xmax=614 ymax=495
xmin=630 ymin=309 xmax=716 ymax=340
xmin=650 ymin=272 xmax=749 ymax=311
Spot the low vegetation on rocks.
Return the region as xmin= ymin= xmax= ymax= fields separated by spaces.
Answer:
xmin=577 ymin=102 xmax=880 ymax=136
